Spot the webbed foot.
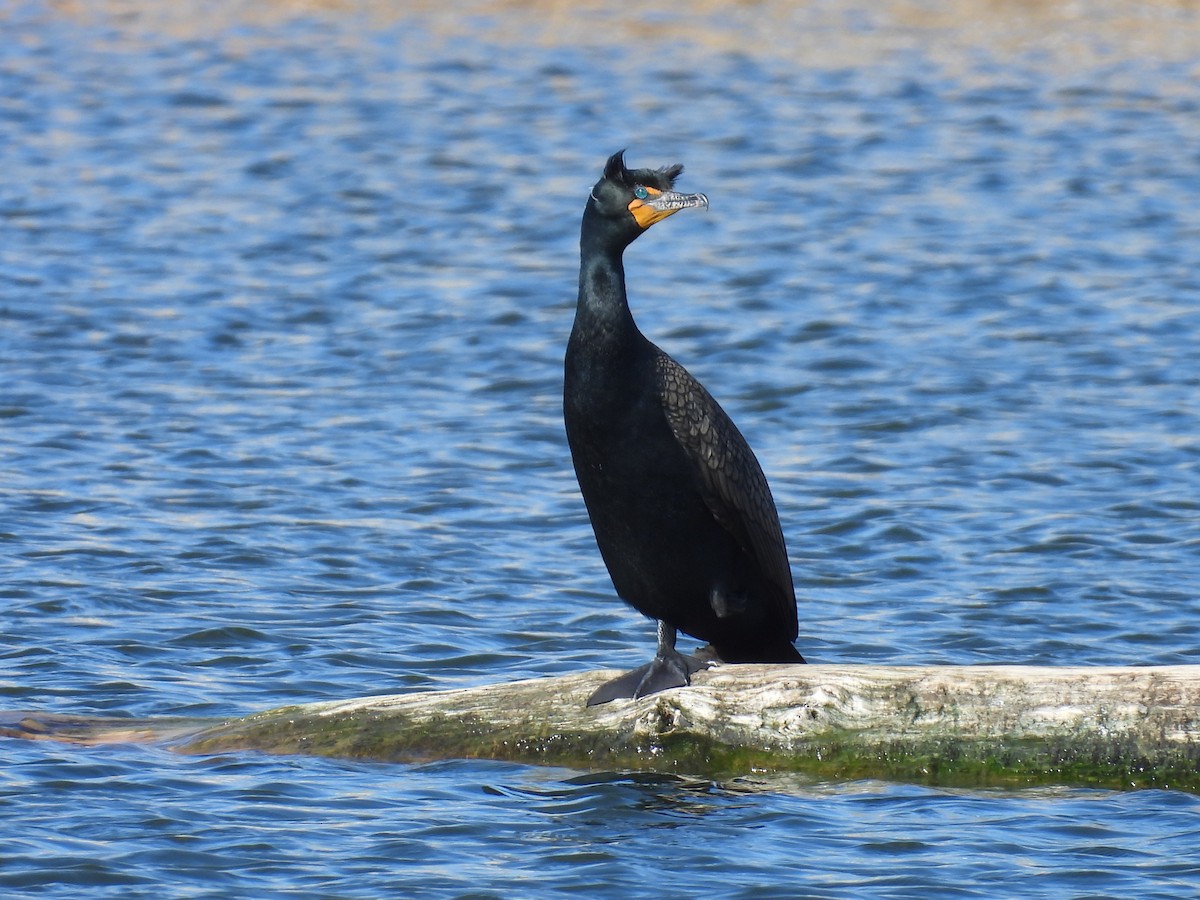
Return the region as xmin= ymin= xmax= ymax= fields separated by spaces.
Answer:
xmin=586 ymin=650 xmax=709 ymax=706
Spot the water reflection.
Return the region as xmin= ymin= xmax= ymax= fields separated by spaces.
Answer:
xmin=26 ymin=0 xmax=1200 ymax=72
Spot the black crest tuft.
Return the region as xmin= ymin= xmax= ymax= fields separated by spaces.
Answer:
xmin=602 ymin=150 xmax=684 ymax=191
xmin=603 ymin=149 xmax=630 ymax=184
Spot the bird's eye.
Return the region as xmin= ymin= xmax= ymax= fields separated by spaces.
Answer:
xmin=633 ymin=186 xmax=649 ymax=200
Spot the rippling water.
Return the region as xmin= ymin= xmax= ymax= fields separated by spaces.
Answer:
xmin=3 ymin=0 xmax=1200 ymax=896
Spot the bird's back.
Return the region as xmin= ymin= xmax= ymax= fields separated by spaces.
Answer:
xmin=653 ymin=349 xmax=799 ymax=651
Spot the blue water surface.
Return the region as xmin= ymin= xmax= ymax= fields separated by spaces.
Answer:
xmin=2 ymin=1 xmax=1200 ymax=896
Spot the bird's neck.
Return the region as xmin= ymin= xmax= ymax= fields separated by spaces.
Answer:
xmin=572 ymin=236 xmax=639 ymax=352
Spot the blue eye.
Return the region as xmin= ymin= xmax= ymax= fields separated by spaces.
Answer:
xmin=633 ymin=186 xmax=649 ymax=200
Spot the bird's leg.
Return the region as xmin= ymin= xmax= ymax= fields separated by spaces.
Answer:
xmin=653 ymin=619 xmax=684 ymax=664
xmin=586 ymin=621 xmax=710 ymax=706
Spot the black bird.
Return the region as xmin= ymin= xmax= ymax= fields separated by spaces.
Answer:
xmin=565 ymin=151 xmax=805 ymax=706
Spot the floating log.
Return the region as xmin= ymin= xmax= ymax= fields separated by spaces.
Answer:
xmin=7 ymin=665 xmax=1200 ymax=791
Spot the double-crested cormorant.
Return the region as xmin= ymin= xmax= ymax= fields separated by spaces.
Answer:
xmin=565 ymin=151 xmax=805 ymax=706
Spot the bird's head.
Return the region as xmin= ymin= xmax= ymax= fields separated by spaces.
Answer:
xmin=584 ymin=150 xmax=708 ymax=246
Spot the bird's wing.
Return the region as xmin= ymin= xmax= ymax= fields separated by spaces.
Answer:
xmin=654 ymin=352 xmax=798 ymax=635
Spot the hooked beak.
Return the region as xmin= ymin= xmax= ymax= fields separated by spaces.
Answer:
xmin=629 ymin=189 xmax=709 ymax=229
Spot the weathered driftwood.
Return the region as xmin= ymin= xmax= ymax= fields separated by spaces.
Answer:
xmin=7 ymin=665 xmax=1200 ymax=791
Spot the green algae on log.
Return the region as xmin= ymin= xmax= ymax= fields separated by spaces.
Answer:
xmin=7 ymin=665 xmax=1200 ymax=791
xmin=177 ymin=664 xmax=1200 ymax=791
